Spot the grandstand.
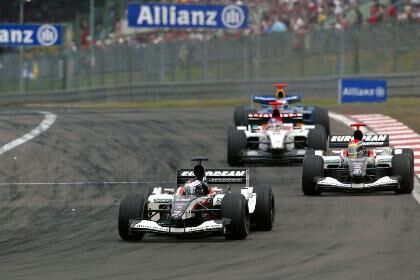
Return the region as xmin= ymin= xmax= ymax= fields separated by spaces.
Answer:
xmin=0 ymin=0 xmax=418 ymax=50
xmin=0 ymin=0 xmax=418 ymax=94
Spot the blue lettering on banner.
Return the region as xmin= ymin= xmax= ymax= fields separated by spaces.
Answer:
xmin=0 ymin=24 xmax=62 ymax=47
xmin=339 ymin=79 xmax=387 ymax=103
xmin=128 ymin=3 xmax=248 ymax=29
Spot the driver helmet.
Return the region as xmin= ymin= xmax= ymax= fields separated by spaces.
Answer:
xmin=184 ymin=179 xmax=205 ymax=196
xmin=348 ymin=139 xmax=365 ymax=158
xmin=267 ymin=117 xmax=282 ymax=131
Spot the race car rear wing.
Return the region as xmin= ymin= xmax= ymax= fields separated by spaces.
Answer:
xmin=329 ymin=134 xmax=390 ymax=148
xmin=176 ymin=169 xmax=249 ymax=187
xmin=252 ymin=95 xmax=301 ymax=105
xmin=248 ymin=113 xmax=303 ymax=126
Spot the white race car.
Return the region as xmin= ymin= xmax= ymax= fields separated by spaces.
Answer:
xmin=302 ymin=124 xmax=414 ymax=195
xmin=227 ymin=103 xmax=327 ymax=166
xmin=118 ymin=157 xmax=275 ymax=241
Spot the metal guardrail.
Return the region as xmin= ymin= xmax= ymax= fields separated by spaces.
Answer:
xmin=1 ymin=24 xmax=419 ymax=98
xmin=0 ymin=72 xmax=418 ymax=105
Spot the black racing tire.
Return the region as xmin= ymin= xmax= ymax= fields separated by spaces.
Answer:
xmin=227 ymin=126 xmax=247 ymax=166
xmin=392 ymin=154 xmax=414 ymax=194
xmin=307 ymin=126 xmax=327 ymax=151
xmin=221 ymin=193 xmax=250 ymax=240
xmin=312 ymin=107 xmax=330 ymax=136
xmin=118 ymin=193 xmax=147 ymax=241
xmin=233 ymin=106 xmax=257 ymax=126
xmin=401 ymin=148 xmax=414 ymax=171
xmin=252 ymin=186 xmax=275 ymax=231
xmin=302 ymin=155 xmax=324 ymax=195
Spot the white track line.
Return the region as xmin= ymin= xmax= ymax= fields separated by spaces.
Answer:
xmin=0 ymin=112 xmax=176 ymax=187
xmin=349 ymin=114 xmax=383 ymax=118
xmin=389 ymin=134 xmax=419 ymax=140
xmin=0 ymin=111 xmax=56 ymax=155
xmin=360 ymin=120 xmax=401 ymax=126
xmin=390 ymin=139 xmax=420 ymax=145
xmin=329 ymin=111 xmax=420 ymax=205
xmin=369 ymin=123 xmax=406 ymax=129
xmin=394 ymin=144 xmax=420 ymax=149
xmin=374 ymin=128 xmax=416 ymax=133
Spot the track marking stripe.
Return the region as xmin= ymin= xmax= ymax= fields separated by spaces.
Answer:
xmin=369 ymin=123 xmax=406 ymax=129
xmin=0 ymin=111 xmax=57 ymax=155
xmin=394 ymin=144 xmax=420 ymax=149
xmin=349 ymin=114 xmax=383 ymax=118
xmin=389 ymin=134 xmax=420 ymax=140
xmin=381 ymin=130 xmax=415 ymax=135
xmin=390 ymin=139 xmax=420 ymax=145
xmin=374 ymin=128 xmax=416 ymax=133
xmin=354 ymin=116 xmax=394 ymax=121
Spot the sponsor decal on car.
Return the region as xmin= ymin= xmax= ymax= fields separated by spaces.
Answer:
xmin=180 ymin=170 xmax=246 ymax=177
xmin=330 ymin=135 xmax=388 ymax=142
xmin=153 ymin=198 xmax=172 ymax=203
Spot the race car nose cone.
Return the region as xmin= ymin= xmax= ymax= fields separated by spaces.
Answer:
xmin=351 ymin=175 xmax=364 ymax=184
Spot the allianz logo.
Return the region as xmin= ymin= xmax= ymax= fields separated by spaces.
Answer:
xmin=136 ymin=5 xmax=245 ymax=29
xmin=0 ymin=24 xmax=58 ymax=46
xmin=342 ymin=87 xmax=385 ymax=98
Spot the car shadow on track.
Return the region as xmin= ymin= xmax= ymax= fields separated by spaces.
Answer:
xmin=311 ymin=192 xmax=399 ymax=197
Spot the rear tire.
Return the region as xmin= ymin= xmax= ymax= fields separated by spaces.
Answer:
xmin=221 ymin=193 xmax=250 ymax=240
xmin=118 ymin=193 xmax=147 ymax=241
xmin=227 ymin=126 xmax=247 ymax=166
xmin=392 ymin=154 xmax=414 ymax=194
xmin=307 ymin=126 xmax=327 ymax=151
xmin=313 ymin=107 xmax=330 ymax=136
xmin=302 ymin=155 xmax=324 ymax=195
xmin=252 ymin=186 xmax=275 ymax=231
xmin=233 ymin=106 xmax=257 ymax=126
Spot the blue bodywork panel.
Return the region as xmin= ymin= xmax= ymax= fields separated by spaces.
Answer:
xmin=249 ymin=94 xmax=317 ymax=123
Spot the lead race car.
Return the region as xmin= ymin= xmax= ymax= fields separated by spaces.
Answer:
xmin=118 ymin=158 xmax=275 ymax=241
xmin=302 ymin=124 xmax=414 ymax=195
xmin=228 ymin=101 xmax=327 ymax=165
xmin=233 ymin=83 xmax=330 ymax=135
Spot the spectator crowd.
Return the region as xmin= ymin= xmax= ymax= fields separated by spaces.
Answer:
xmin=0 ymin=0 xmax=419 ymax=51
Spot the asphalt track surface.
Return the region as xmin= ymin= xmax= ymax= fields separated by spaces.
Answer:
xmin=0 ymin=108 xmax=419 ymax=280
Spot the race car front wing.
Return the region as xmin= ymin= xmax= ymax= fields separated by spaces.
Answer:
xmin=316 ymin=176 xmax=399 ymax=192
xmin=241 ymin=149 xmax=307 ymax=163
xmin=129 ymin=219 xmax=226 ymax=234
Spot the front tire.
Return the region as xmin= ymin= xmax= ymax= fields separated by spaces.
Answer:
xmin=227 ymin=126 xmax=247 ymax=166
xmin=118 ymin=193 xmax=147 ymax=241
xmin=252 ymin=186 xmax=275 ymax=231
xmin=302 ymin=155 xmax=324 ymax=195
xmin=392 ymin=154 xmax=414 ymax=194
xmin=221 ymin=193 xmax=250 ymax=240
xmin=307 ymin=126 xmax=327 ymax=151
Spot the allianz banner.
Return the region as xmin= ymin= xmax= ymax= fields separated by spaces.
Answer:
xmin=339 ymin=79 xmax=387 ymax=103
xmin=0 ymin=24 xmax=62 ymax=47
xmin=128 ymin=3 xmax=248 ymax=29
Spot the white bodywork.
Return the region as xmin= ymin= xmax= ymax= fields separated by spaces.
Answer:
xmin=131 ymin=186 xmax=257 ymax=233
xmin=314 ymin=147 xmax=398 ymax=190
xmin=237 ymin=123 xmax=315 ymax=152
